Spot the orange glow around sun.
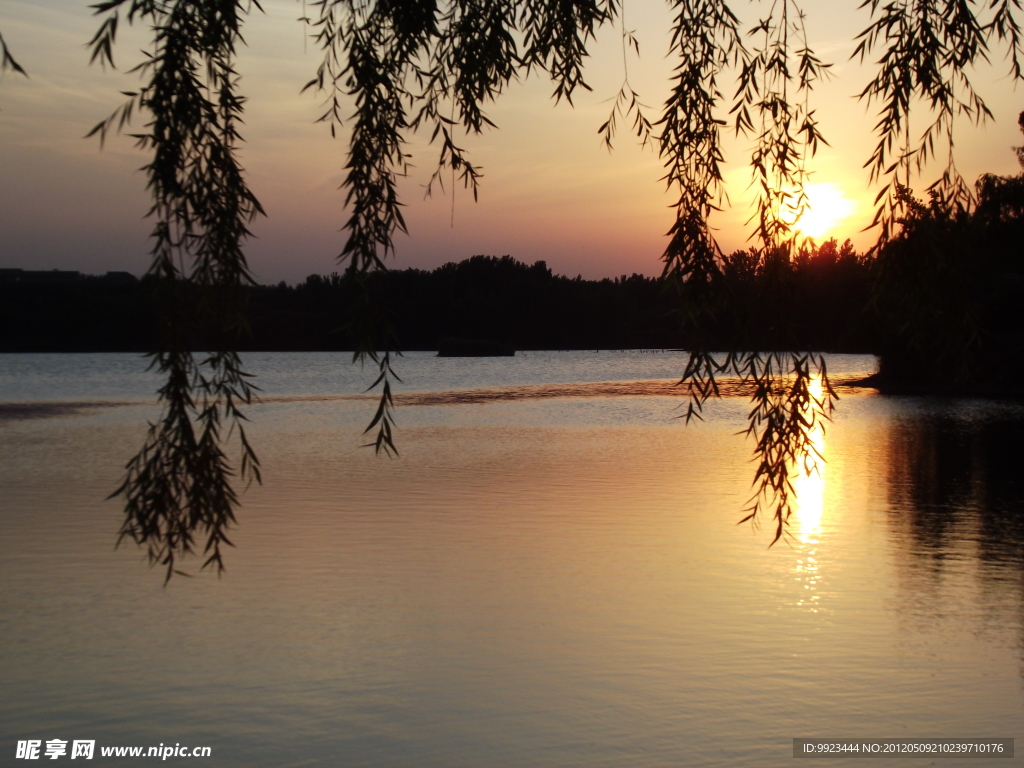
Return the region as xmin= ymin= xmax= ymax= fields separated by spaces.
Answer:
xmin=792 ymin=182 xmax=857 ymax=241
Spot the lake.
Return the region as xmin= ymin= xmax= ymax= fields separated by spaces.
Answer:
xmin=1 ymin=351 xmax=1022 ymax=766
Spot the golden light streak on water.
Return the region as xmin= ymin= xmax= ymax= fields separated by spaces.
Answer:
xmin=793 ymin=374 xmax=827 ymax=541
xmin=793 ymin=374 xmax=826 ymax=611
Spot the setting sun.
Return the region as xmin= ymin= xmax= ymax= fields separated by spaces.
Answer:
xmin=792 ymin=182 xmax=857 ymax=241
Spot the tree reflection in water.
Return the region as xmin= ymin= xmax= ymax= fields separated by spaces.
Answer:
xmin=887 ymin=409 xmax=1024 ymax=564
xmin=885 ymin=406 xmax=1024 ymax=671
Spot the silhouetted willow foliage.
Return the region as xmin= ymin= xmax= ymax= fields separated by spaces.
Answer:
xmin=0 ymin=29 xmax=26 ymax=77
xmin=855 ymin=0 xmax=1024 ymax=241
xmin=50 ymin=0 xmax=1023 ymax=573
xmin=87 ymin=0 xmax=264 ymax=582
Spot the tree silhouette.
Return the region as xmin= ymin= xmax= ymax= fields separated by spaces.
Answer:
xmin=872 ymin=111 xmax=1024 ymax=394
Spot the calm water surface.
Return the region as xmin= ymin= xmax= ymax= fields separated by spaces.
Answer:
xmin=1 ymin=351 xmax=1022 ymax=767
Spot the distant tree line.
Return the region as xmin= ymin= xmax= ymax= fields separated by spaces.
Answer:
xmin=1 ymin=244 xmax=878 ymax=354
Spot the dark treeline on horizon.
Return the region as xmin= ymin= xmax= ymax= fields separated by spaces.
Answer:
xmin=0 ymin=243 xmax=877 ymax=354
xmin=0 ymin=246 xmax=880 ymax=354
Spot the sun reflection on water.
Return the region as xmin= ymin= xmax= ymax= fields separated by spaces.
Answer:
xmin=793 ymin=375 xmax=827 ymax=540
xmin=793 ymin=374 xmax=827 ymax=610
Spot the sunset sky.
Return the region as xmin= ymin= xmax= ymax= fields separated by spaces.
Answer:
xmin=1 ymin=0 xmax=1022 ymax=284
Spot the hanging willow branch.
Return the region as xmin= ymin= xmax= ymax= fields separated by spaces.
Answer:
xmin=598 ymin=0 xmax=654 ymax=150
xmin=655 ymin=0 xmax=745 ymax=462
xmin=0 ymin=29 xmax=26 ymax=76
xmin=854 ymin=0 xmax=1022 ymax=244
xmin=658 ymin=0 xmax=838 ymax=540
xmin=734 ymin=2 xmax=830 ymax=248
xmin=303 ymin=0 xmax=616 ymax=454
xmin=88 ymin=0 xmax=264 ymax=583
xmin=736 ymin=351 xmax=836 ymax=543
